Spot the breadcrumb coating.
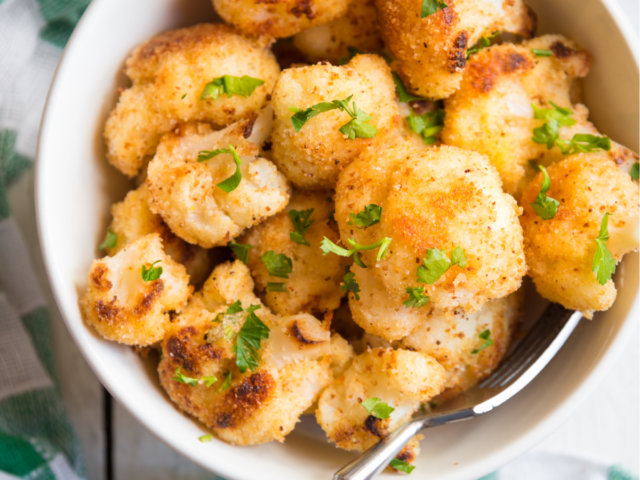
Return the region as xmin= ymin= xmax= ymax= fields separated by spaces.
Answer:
xmin=239 ymin=189 xmax=350 ymax=315
xmin=270 ymin=54 xmax=401 ymax=189
xmin=293 ymin=0 xmax=382 ymax=64
xmin=335 ymin=143 xmax=526 ymax=340
xmin=316 ymin=347 xmax=444 ymax=465
xmin=376 ymin=0 xmax=536 ymax=100
xmin=442 ymin=35 xmax=594 ymax=198
xmin=104 ymin=24 xmax=280 ymax=177
xmin=80 ymin=234 xmax=192 ymax=346
xmin=146 ymin=113 xmax=290 ymax=248
xmin=402 ymin=291 xmax=522 ymax=401
xmin=212 ymin=0 xmax=349 ymax=38
xmin=520 ymin=154 xmax=639 ymax=318
xmin=159 ymin=260 xmax=354 ymax=445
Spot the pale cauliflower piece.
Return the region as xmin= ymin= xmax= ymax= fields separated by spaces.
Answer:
xmin=376 ymin=0 xmax=536 ymax=100
xmin=520 ymin=154 xmax=639 ymax=318
xmin=335 ymin=143 xmax=526 ymax=340
xmin=293 ymin=0 xmax=382 ymax=64
xmin=146 ymin=114 xmax=290 ymax=248
xmin=158 ymin=260 xmax=354 ymax=445
xmin=212 ymin=0 xmax=349 ymax=38
xmin=442 ymin=35 xmax=595 ymax=198
xmin=104 ymin=24 xmax=280 ymax=177
xmin=80 ymin=234 xmax=191 ymax=346
xmin=239 ymin=190 xmax=351 ymax=315
xmin=105 ymin=184 xmax=212 ymax=285
xmin=316 ymin=348 xmax=444 ymax=467
xmin=270 ymin=54 xmax=401 ymax=189
xmin=402 ymin=291 xmax=522 ymax=401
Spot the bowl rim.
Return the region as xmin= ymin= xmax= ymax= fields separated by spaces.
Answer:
xmin=34 ymin=0 xmax=640 ymax=478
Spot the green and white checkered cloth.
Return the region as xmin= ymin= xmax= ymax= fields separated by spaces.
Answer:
xmin=0 ymin=0 xmax=89 ymax=478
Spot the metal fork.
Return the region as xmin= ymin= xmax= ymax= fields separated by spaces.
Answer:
xmin=334 ymin=303 xmax=582 ymax=480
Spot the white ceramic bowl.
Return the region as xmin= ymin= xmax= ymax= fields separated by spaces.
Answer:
xmin=36 ymin=1 xmax=639 ymax=479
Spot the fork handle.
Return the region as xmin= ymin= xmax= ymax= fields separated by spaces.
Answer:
xmin=333 ymin=409 xmax=476 ymax=480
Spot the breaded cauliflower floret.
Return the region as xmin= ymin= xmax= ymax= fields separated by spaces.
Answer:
xmin=520 ymin=155 xmax=639 ymax=318
xmin=147 ymin=112 xmax=290 ymax=248
xmin=212 ymin=0 xmax=349 ymax=38
xmin=335 ymin=143 xmax=526 ymax=340
xmin=80 ymin=234 xmax=191 ymax=346
xmin=271 ymin=54 xmax=400 ymax=189
xmin=316 ymin=348 xmax=444 ymax=468
xmin=159 ymin=260 xmax=354 ymax=445
xmin=376 ymin=0 xmax=536 ymax=100
xmin=402 ymin=292 xmax=522 ymax=401
xmin=239 ymin=190 xmax=350 ymax=315
xmin=104 ymin=24 xmax=280 ymax=177
xmin=442 ymin=35 xmax=596 ymax=198
xmin=293 ymin=0 xmax=382 ymax=64
xmin=105 ymin=184 xmax=212 ymax=285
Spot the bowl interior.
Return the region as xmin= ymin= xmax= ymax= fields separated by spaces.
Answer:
xmin=36 ymin=0 xmax=639 ymax=479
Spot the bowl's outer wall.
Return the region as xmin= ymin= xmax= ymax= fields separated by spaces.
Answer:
xmin=36 ymin=0 xmax=639 ymax=479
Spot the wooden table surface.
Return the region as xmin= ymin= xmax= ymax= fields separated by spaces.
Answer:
xmin=8 ymin=1 xmax=638 ymax=478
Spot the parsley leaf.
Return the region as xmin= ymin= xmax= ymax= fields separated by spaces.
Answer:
xmin=556 ymin=134 xmax=612 ymax=155
xmin=99 ymin=229 xmax=117 ymax=250
xmin=466 ymin=30 xmax=500 ymax=59
xmin=348 ymin=204 xmax=383 ymax=229
xmin=392 ymin=73 xmax=428 ymax=103
xmin=201 ymin=75 xmax=264 ymax=101
xmin=321 ymin=237 xmax=392 ymax=268
xmin=421 ymin=0 xmax=447 ymax=18
xmin=234 ymin=305 xmax=270 ymax=373
xmin=199 ymin=434 xmax=213 ymax=443
xmin=181 ymin=93 xmax=187 ymax=100
xmin=389 ymin=458 xmax=415 ymax=474
xmin=218 ymin=370 xmax=232 ymax=393
xmin=471 ymin=329 xmax=493 ymax=354
xmin=631 ymin=162 xmax=639 ymax=181
xmin=172 ymin=367 xmax=198 ymax=386
xmin=229 ymin=241 xmax=253 ymax=264
xmin=592 ymin=212 xmax=616 ymax=285
xmin=141 ymin=260 xmax=162 ymax=282
xmin=266 ymin=282 xmax=287 ymax=292
xmin=532 ymin=48 xmax=553 ymax=57
xmin=362 ymin=397 xmax=395 ymax=419
xmin=403 ymin=287 xmax=429 ymax=308
xmin=202 ymin=376 xmax=218 ymax=387
xmin=289 ymin=208 xmax=315 ymax=246
xmin=417 ymin=246 xmax=467 ymax=284
xmin=261 ymin=251 xmax=293 ymax=278
xmin=214 ymin=300 xmax=244 ymax=323
xmin=198 ymin=145 xmax=243 ymax=193
xmin=405 ymin=108 xmax=445 ymax=145
xmin=341 ymin=271 xmax=361 ymax=300
xmin=529 ymin=163 xmax=559 ymax=220
xmin=450 ymin=246 xmax=468 ymax=268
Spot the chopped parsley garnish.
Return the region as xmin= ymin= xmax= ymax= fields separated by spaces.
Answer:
xmin=234 ymin=305 xmax=270 ymax=373
xmin=529 ymin=163 xmax=559 ymax=220
xmin=218 ymin=370 xmax=232 ymax=393
xmin=198 ymin=434 xmax=213 ymax=443
xmin=392 ymin=73 xmax=428 ymax=103
xmin=197 ymin=145 xmax=243 ymax=193
xmin=181 ymin=93 xmax=187 ymax=99
xmin=592 ymin=212 xmax=616 ymax=285
xmin=261 ymin=251 xmax=293 ymax=278
xmin=99 ymin=229 xmax=117 ymax=250
xmin=556 ymin=134 xmax=612 ymax=155
xmin=466 ymin=31 xmax=500 ymax=58
xmin=141 ymin=260 xmax=162 ymax=282
xmin=389 ymin=458 xmax=415 ymax=474
xmin=214 ymin=300 xmax=244 ymax=323
xmin=403 ymin=287 xmax=429 ymax=309
xmin=417 ymin=246 xmax=467 ymax=284
xmin=201 ymin=75 xmax=264 ymax=101
xmin=290 ymin=95 xmax=378 ymax=140
xmin=532 ymin=48 xmax=553 ymax=57
xmin=202 ymin=376 xmax=218 ymax=387
xmin=229 ymin=241 xmax=253 ymax=264
xmin=631 ymin=162 xmax=639 ymax=181
xmin=420 ymin=0 xmax=447 ymax=18
xmin=361 ymin=397 xmax=395 ymax=419
xmin=289 ymin=208 xmax=315 ymax=246
xmin=405 ymin=108 xmax=445 ymax=145
xmin=471 ymin=329 xmax=493 ymax=354
xmin=341 ymin=271 xmax=361 ymax=300
xmin=348 ymin=204 xmax=383 ymax=228
xmin=172 ymin=367 xmax=198 ymax=386
xmin=266 ymin=282 xmax=287 ymax=292
xmin=321 ymin=237 xmax=392 ymax=268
